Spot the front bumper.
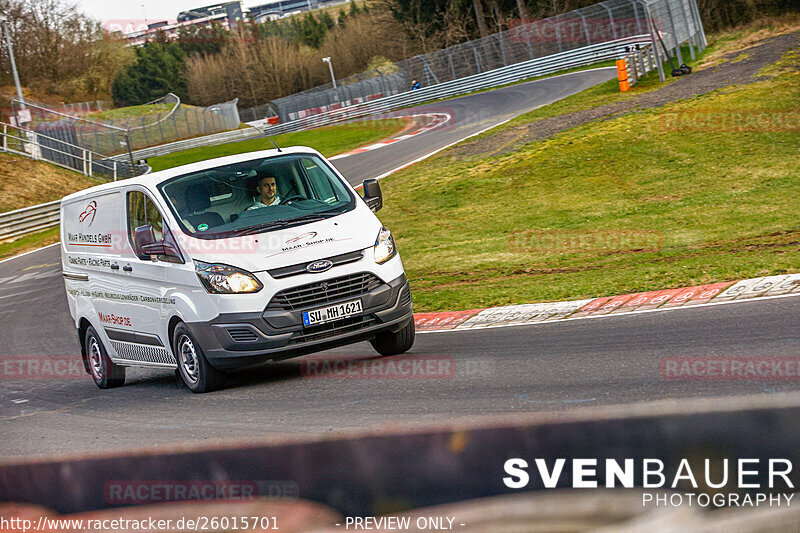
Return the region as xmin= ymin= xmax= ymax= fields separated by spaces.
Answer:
xmin=186 ymin=273 xmax=413 ymax=370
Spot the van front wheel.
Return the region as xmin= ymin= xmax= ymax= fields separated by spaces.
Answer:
xmin=370 ymin=319 xmax=415 ymax=356
xmin=173 ymin=323 xmax=224 ymax=393
xmin=85 ymin=326 xmax=125 ymax=389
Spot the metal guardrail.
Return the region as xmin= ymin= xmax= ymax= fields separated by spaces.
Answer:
xmin=0 ymin=200 xmax=60 ymax=241
xmin=247 ymin=0 xmax=704 ymax=123
xmin=112 ymin=35 xmax=653 ymax=164
xmin=113 ymin=127 xmax=261 ymax=161
xmin=0 ymin=122 xmax=148 ymax=180
xmin=624 ymin=44 xmax=659 ymax=86
xmin=250 ymin=36 xmax=652 ymax=135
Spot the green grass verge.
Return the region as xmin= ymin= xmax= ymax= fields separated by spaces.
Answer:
xmin=148 ymin=118 xmax=408 ymax=171
xmin=378 ymin=46 xmax=800 ymax=312
xmin=479 ymin=43 xmax=706 ymax=137
xmin=0 ymin=226 xmax=60 ymax=261
xmin=85 ymin=103 xmax=177 ymax=121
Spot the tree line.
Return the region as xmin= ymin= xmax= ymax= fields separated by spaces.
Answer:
xmin=112 ymin=2 xmax=418 ymax=108
xmin=381 ymin=0 xmax=800 ymax=48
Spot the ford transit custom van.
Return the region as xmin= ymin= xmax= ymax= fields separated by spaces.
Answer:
xmin=60 ymin=147 xmax=414 ymax=393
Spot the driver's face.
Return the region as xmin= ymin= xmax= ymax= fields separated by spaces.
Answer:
xmin=257 ymin=177 xmax=277 ymax=201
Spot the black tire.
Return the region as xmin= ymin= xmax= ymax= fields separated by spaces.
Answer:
xmin=173 ymin=323 xmax=224 ymax=393
xmin=370 ymin=319 xmax=415 ymax=356
xmin=85 ymin=326 xmax=125 ymax=389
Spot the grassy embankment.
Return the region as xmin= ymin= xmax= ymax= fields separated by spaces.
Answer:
xmin=378 ymin=28 xmax=800 ymax=311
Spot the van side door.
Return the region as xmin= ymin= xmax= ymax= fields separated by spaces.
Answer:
xmin=114 ymin=187 xmax=179 ymax=367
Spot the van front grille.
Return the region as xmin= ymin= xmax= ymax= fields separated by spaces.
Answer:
xmin=266 ymin=272 xmax=382 ymax=311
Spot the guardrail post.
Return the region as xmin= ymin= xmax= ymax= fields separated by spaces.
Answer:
xmin=637 ymin=48 xmax=646 ymax=77
xmin=447 ymin=50 xmax=457 ymax=81
xmin=640 ymin=1 xmax=666 ymax=82
xmin=498 ymin=35 xmax=509 ymax=66
xmin=575 ymin=10 xmax=592 ymax=45
xmin=82 ymin=149 xmax=87 ymax=175
xmin=688 ymin=0 xmax=707 ymax=50
xmin=2 ymin=123 xmax=6 ymax=151
xmin=470 ymin=43 xmax=482 ymax=74
xmin=664 ymin=1 xmax=684 ymax=65
xmin=629 ymin=0 xmax=645 ymax=35
xmin=520 ymin=20 xmax=535 ymax=60
xmin=88 ymin=151 xmax=93 ymax=178
xmin=550 ymin=18 xmax=563 ymax=52
xmin=598 ymin=2 xmax=619 ymax=40
xmin=113 ymin=160 xmax=118 ymax=181
xmin=678 ymin=0 xmax=697 ymax=60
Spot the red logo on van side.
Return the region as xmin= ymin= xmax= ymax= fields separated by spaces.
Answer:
xmin=79 ymin=201 xmax=97 ymax=226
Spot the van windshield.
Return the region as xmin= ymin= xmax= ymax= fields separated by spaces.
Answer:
xmin=157 ymin=153 xmax=356 ymax=239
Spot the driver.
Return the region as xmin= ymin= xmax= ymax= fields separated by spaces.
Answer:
xmin=246 ymin=175 xmax=282 ymax=210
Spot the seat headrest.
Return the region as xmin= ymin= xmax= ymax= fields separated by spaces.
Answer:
xmin=185 ymin=184 xmax=211 ymax=213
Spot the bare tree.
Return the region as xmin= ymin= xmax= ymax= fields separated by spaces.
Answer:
xmin=0 ymin=0 xmax=129 ymax=101
xmin=472 ymin=0 xmax=490 ymax=38
xmin=516 ymin=0 xmax=529 ymax=20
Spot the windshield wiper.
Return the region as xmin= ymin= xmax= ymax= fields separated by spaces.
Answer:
xmin=292 ymin=211 xmax=343 ymax=222
xmin=232 ymin=210 xmax=346 ymax=236
xmin=232 ymin=220 xmax=294 ymax=236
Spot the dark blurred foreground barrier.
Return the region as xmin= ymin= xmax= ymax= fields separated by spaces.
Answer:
xmin=1 ymin=393 xmax=800 ymax=516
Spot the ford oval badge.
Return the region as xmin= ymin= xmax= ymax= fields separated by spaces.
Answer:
xmin=306 ymin=260 xmax=333 ymax=273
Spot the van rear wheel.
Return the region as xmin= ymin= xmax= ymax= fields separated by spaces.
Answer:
xmin=370 ymin=319 xmax=415 ymax=356
xmin=85 ymin=326 xmax=125 ymax=389
xmin=173 ymin=323 xmax=224 ymax=393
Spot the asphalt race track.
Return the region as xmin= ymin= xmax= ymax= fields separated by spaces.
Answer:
xmin=330 ymin=68 xmax=618 ymax=185
xmin=3 ymin=68 xmax=799 ymax=459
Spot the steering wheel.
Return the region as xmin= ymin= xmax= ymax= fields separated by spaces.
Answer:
xmin=279 ymin=195 xmax=306 ymax=205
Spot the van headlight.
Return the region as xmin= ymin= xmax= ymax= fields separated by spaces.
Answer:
xmin=374 ymin=227 xmax=397 ymax=264
xmin=195 ymin=261 xmax=263 ymax=294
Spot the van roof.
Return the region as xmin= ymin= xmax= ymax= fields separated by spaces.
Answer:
xmin=61 ymin=146 xmax=322 ymax=203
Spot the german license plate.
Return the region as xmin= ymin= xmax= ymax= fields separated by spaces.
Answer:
xmin=302 ymin=299 xmax=363 ymax=326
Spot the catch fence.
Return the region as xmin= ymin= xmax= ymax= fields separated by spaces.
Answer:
xmin=240 ymin=0 xmax=705 ymax=124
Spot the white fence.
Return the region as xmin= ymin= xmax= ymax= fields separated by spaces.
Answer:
xmin=0 ymin=122 xmax=147 ymax=180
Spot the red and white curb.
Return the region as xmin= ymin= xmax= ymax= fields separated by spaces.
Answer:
xmin=329 ymin=113 xmax=451 ymax=161
xmin=413 ymin=274 xmax=800 ymax=333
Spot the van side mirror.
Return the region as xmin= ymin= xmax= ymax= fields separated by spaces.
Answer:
xmin=362 ymin=179 xmax=382 ymax=212
xmin=134 ymin=225 xmax=157 ymax=259
xmin=134 ymin=225 xmax=182 ymax=262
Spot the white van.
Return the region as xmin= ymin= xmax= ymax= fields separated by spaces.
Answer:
xmin=60 ymin=147 xmax=414 ymax=393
